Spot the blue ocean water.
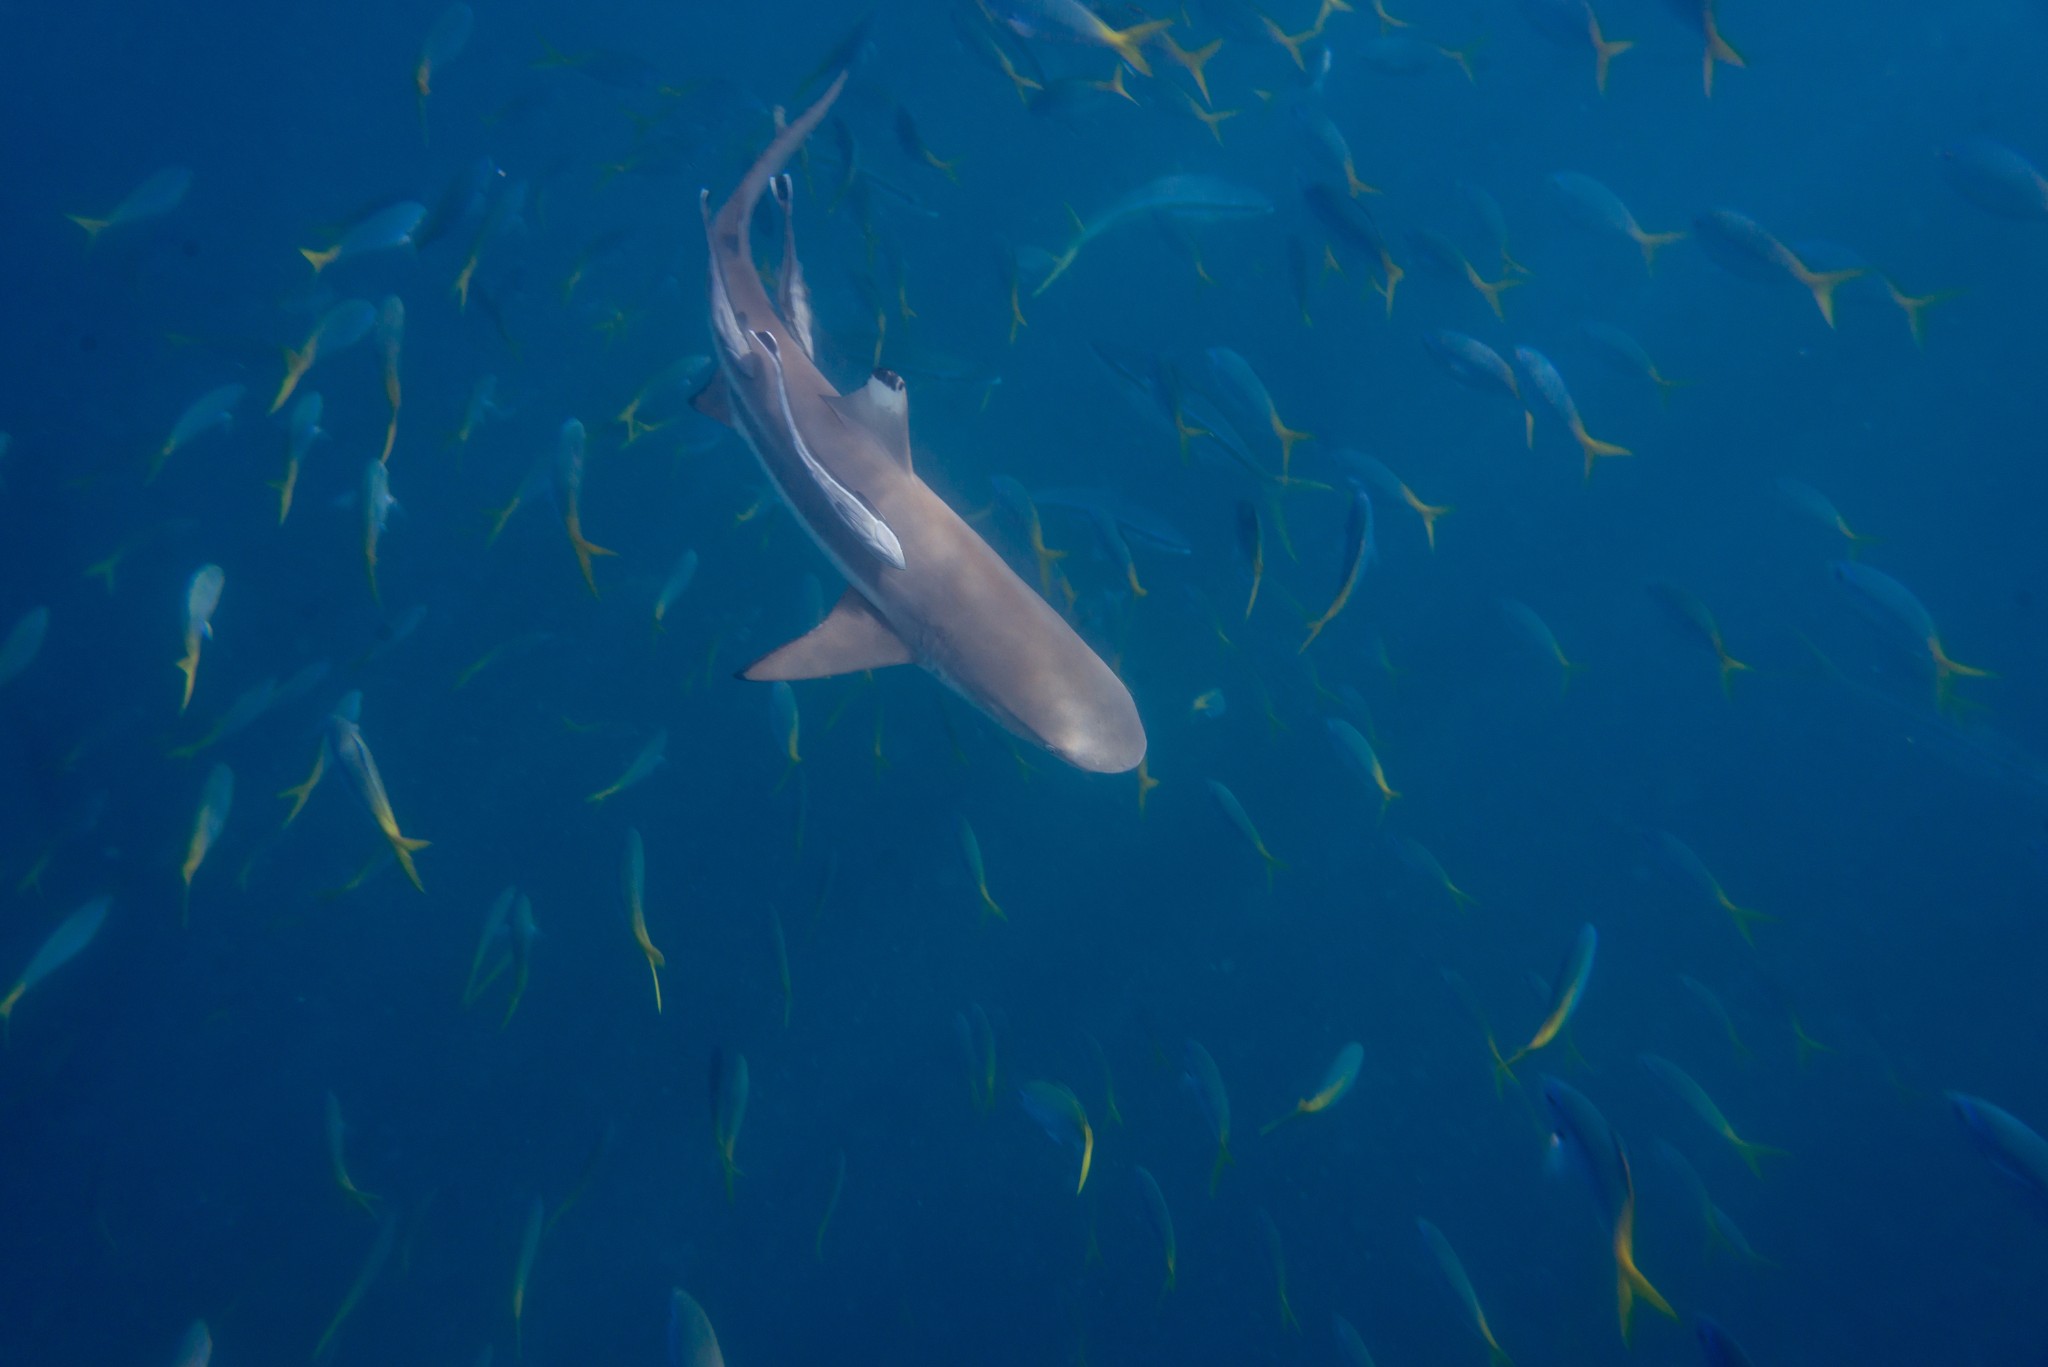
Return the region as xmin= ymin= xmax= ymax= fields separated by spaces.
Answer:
xmin=3 ymin=1 xmax=2047 ymax=1363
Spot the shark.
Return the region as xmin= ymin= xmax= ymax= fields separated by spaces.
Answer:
xmin=693 ymin=70 xmax=1146 ymax=775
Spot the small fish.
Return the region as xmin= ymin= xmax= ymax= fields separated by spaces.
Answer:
xmin=1657 ymin=1140 xmax=1770 ymax=1262
xmin=989 ymin=475 xmax=1067 ymax=596
xmin=511 ymin=1195 xmax=544 ymax=1354
xmin=1641 ymin=1053 xmax=1788 ymax=1176
xmin=1135 ymin=1166 xmax=1176 ymax=1293
xmin=992 ymin=0 xmax=1171 ymax=74
xmin=1423 ymin=330 xmax=1521 ymax=402
xmin=1018 ymin=1080 xmax=1094 ymax=1193
xmin=1500 ymin=598 xmax=1584 ymax=687
xmin=168 ymin=674 xmax=278 ymax=759
xmin=588 ymin=729 xmax=667 ymax=805
xmin=1940 ymin=136 xmax=2048 ymax=221
xmin=325 ymin=1090 xmax=380 ymax=1213
xmin=711 ymin=1047 xmax=750 ymax=1200
xmin=1207 ymin=778 xmax=1285 ymax=883
xmin=154 ymin=383 xmax=244 ymax=480
xmin=374 ymin=296 xmax=404 ymax=462
xmin=1693 ymin=209 xmax=1862 ymax=327
xmin=1333 ymin=1313 xmax=1377 ymax=1367
xmin=362 ymin=461 xmax=399 ymax=601
xmin=172 ymin=564 xmax=226 ymax=714
xmin=1830 ymin=560 xmax=1990 ymax=702
xmin=273 ymin=393 xmax=327 ymax=524
xmin=1389 ymin=832 xmax=1477 ymax=909
xmin=501 ymin=893 xmax=539 ymax=1025
xmin=0 ymin=895 xmax=109 ymax=1035
xmin=624 ymin=829 xmax=664 ymax=1013
xmin=1304 ymin=182 xmax=1405 ymax=314
xmin=67 ymin=165 xmax=191 ymax=242
xmin=453 ymin=374 xmax=507 ymax=448
xmin=0 ymin=606 xmax=50 ymax=688
xmin=179 ymin=763 xmax=233 ymax=925
xmin=1488 ymin=924 xmax=1596 ymax=1087
xmin=1418 ymin=1217 xmax=1512 ymax=1365
xmin=300 ymin=201 xmax=428 ymax=274
xmin=462 ymin=887 xmax=517 ymax=1007
xmin=1183 ymin=1039 xmax=1234 ymax=1192
xmin=1663 ymin=0 xmax=1745 ymax=95
xmin=668 ymin=1289 xmax=728 ymax=1367
xmin=1947 ymin=1092 xmax=2048 ymax=1214
xmin=958 ymin=816 xmax=1006 ymax=921
xmin=1550 ymin=173 xmax=1685 ymax=271
xmin=328 ymin=714 xmax=428 ymax=892
xmin=1328 ymin=719 xmax=1399 ymax=808
xmin=1301 ymin=483 xmax=1374 ymax=651
xmin=1647 ymin=582 xmax=1750 ymax=695
xmin=1580 ymin=322 xmax=1689 ymax=404
xmin=1773 ymin=478 xmax=1869 ymax=551
xmin=413 ymin=3 xmax=475 ymax=124
xmin=1342 ymin=450 xmax=1451 ymax=550
xmin=1651 ymin=831 xmax=1771 ymax=943
xmin=551 ymin=419 xmax=615 ymax=597
xmin=1540 ymin=1078 xmax=1675 ymax=1341
xmin=1259 ymin=1208 xmax=1304 ymax=1332
xmin=769 ymin=681 xmax=801 ymax=776
xmin=1191 ymin=687 xmax=1228 ymax=719
xmin=1515 ymin=347 xmax=1630 ymax=479
xmin=270 ymin=299 xmax=377 ymax=415
xmin=1236 ymin=500 xmax=1265 ymax=619
xmin=311 ymin=1211 xmax=398 ymax=1361
xmin=1680 ymin=975 xmax=1752 ymax=1059
xmin=958 ymin=1004 xmax=998 ymax=1113
xmin=1261 ymin=1041 xmax=1365 ymax=1133
xmin=1036 ymin=174 xmax=1271 ymax=293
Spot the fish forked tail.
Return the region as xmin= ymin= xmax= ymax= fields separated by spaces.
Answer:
xmin=568 ymin=527 xmax=616 ymax=598
xmin=1714 ymin=646 xmax=1753 ymax=698
xmin=1588 ymin=14 xmax=1633 ymax=94
xmin=1732 ymin=1134 xmax=1789 ymax=1177
xmin=1034 ymin=206 xmax=1090 ymax=297
xmin=1098 ymin=17 xmax=1172 ymax=76
xmin=1486 ymin=1033 xmax=1525 ymax=1096
xmin=1702 ymin=17 xmax=1746 ymax=96
xmin=1720 ymin=895 xmax=1774 ymax=945
xmin=1208 ymin=1138 xmax=1235 ymax=1194
xmin=176 ymin=647 xmax=200 ymax=712
xmin=67 ymin=214 xmax=113 ymax=244
xmin=1793 ymin=264 xmax=1863 ymax=328
xmin=1573 ymin=423 xmax=1631 ymax=481
xmin=1930 ymin=636 xmax=1992 ymax=683
xmin=1635 ymin=228 xmax=1687 ymax=273
xmin=1614 ymin=1225 xmax=1676 ymax=1342
xmin=300 ymin=245 xmax=341 ymax=274
xmin=389 ymin=834 xmax=429 ymax=892
xmin=1412 ymin=498 xmax=1452 ymax=551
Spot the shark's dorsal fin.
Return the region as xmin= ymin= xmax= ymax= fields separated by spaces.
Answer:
xmin=770 ymin=173 xmax=817 ymax=362
xmin=828 ymin=369 xmax=912 ymax=471
xmin=741 ymin=587 xmax=914 ymax=681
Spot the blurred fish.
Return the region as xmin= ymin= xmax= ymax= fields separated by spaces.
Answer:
xmin=67 ymin=165 xmax=191 ymax=243
xmin=327 ymin=714 xmax=428 ymax=891
xmin=1647 ymin=582 xmax=1751 ymax=695
xmin=374 ymin=296 xmax=403 ymax=461
xmin=415 ymin=156 xmax=499 ymax=254
xmin=167 ymin=1321 xmax=212 ymax=1367
xmin=1515 ymin=346 xmax=1629 ymax=478
xmin=1261 ymin=1041 xmax=1364 ymax=1133
xmin=1948 ymin=1092 xmax=2048 ymax=1215
xmin=1649 ymin=831 xmax=1771 ymax=943
xmin=1662 ymin=0 xmax=1744 ymax=94
xmin=1830 ymin=560 xmax=1990 ymax=702
xmin=511 ymin=1195 xmax=544 ymax=1354
xmin=1774 ymin=478 xmax=1870 ymax=551
xmin=654 ymin=550 xmax=699 ymax=630
xmin=168 ymin=674 xmax=277 ymax=758
xmin=413 ymin=3 xmax=474 ymax=133
xmin=325 ymin=1090 xmax=380 ymax=1213
xmin=174 ymin=563 xmax=225 ymax=712
xmin=1205 ymin=347 xmax=1313 ymax=478
xmin=1680 ymin=975 xmax=1752 ymax=1059
xmin=1019 ymin=1080 xmax=1095 ymax=1193
xmin=271 ymin=298 xmax=376 ymax=414
xmin=1423 ymin=330 xmax=1520 ymax=405
xmin=1641 ymin=1053 xmax=1787 ymax=1175
xmin=1259 ymin=1208 xmax=1304 ymax=1332
xmin=959 ymin=1004 xmax=998 ymax=1113
xmin=1183 ymin=1039 xmax=1235 ymax=1192
xmin=1303 ymin=181 xmax=1404 ymax=314
xmin=552 ymin=419 xmax=614 ymax=597
xmin=1328 ymin=718 xmax=1399 ymax=808
xmin=1294 ymin=105 xmax=1379 ymax=198
xmin=1333 ymin=1314 xmax=1376 ymax=1367
xmin=1418 ymin=1218 xmax=1512 ymax=1365
xmin=711 ymin=1048 xmax=750 ymax=1199
xmin=1343 ymin=451 xmax=1451 ymax=550
xmin=154 ymin=383 xmax=244 ymax=481
xmin=272 ymin=392 xmax=326 ymax=523
xmin=1550 ymin=173 xmax=1684 ymax=271
xmin=958 ymin=815 xmax=1006 ymax=921
xmin=1207 ymin=778 xmax=1285 ymax=883
xmin=668 ymin=1289 xmax=727 ymax=1367
xmin=588 ymin=729 xmax=667 ymax=805
xmin=1301 ymin=483 xmax=1373 ymax=651
xmin=1410 ymin=229 xmax=1523 ymax=319
xmin=362 ymin=460 xmax=399 ymax=602
xmin=1237 ymin=499 xmax=1265 ymax=619
xmin=1694 ymin=1315 xmax=1757 ymax=1367
xmin=1580 ymin=322 xmax=1689 ymax=403
xmin=1388 ymin=832 xmax=1477 ymax=909
xmin=1540 ymin=1078 xmax=1675 ymax=1340
xmin=1657 ymin=1139 xmax=1770 ymax=1261
xmin=179 ymin=763 xmax=233 ymax=924
xmin=1518 ymin=0 xmax=1631 ymax=91
xmin=1036 ymin=175 xmax=1272 ymax=293
xmin=0 ymin=606 xmax=50 ymax=688
xmin=1693 ymin=209 xmax=1861 ymax=327
xmin=1940 ymin=136 xmax=2048 ymax=220
xmin=990 ymin=0 xmax=1171 ymax=74
xmin=462 ymin=887 xmax=516 ymax=1007
xmin=312 ymin=1212 xmax=397 ymax=1361
xmin=300 ymin=201 xmax=427 ymax=274
xmin=1489 ymin=924 xmax=1595 ymax=1087
xmin=0 ymin=895 xmax=109 ymax=1035
xmin=1136 ymin=1166 xmax=1176 ymax=1293
xmin=1501 ymin=598 xmax=1584 ymax=687
xmin=624 ymin=829 xmax=664 ymax=1013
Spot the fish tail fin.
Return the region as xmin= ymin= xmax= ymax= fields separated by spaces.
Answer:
xmin=569 ymin=529 xmax=616 ymax=598
xmin=1260 ymin=13 xmax=1311 ymax=69
xmin=300 ymin=245 xmax=340 ymax=273
xmin=978 ymin=886 xmax=1007 ymax=923
xmin=1486 ymin=1034 xmax=1520 ymax=1095
xmin=1704 ymin=19 xmax=1746 ymax=98
xmin=1033 ymin=206 xmax=1088 ymax=297
xmin=1575 ymin=426 xmax=1632 ymax=480
xmin=1734 ymin=1136 xmax=1788 ymax=1177
xmin=1449 ymin=882 xmax=1479 ymax=911
xmin=68 ymin=214 xmax=111 ymax=242
xmin=175 ymin=647 xmax=199 ymax=712
xmin=1101 ymin=17 xmax=1170 ymax=75
xmin=1472 ymin=271 xmax=1521 ymax=319
xmin=485 ymin=497 xmax=520 ymax=544
xmin=1375 ymin=254 xmax=1404 ymax=318
xmin=1651 ymin=371 xmax=1693 ymax=406
xmin=1208 ymin=1139 xmax=1235 ymax=1194
xmin=1791 ymin=1015 xmax=1834 ymax=1070
xmin=1439 ymin=39 xmax=1481 ymax=83
xmin=1716 ymin=648 xmax=1753 ymax=697
xmin=391 ymin=835 xmax=429 ymax=893
xmin=1414 ymin=501 xmax=1450 ymax=550
xmin=1174 ymin=36 xmax=1224 ymax=104
xmin=1799 ymin=266 xmax=1862 ymax=328
xmin=1615 ymin=1247 xmax=1674 ymax=1343
xmin=1636 ymin=228 xmax=1687 ymax=273
xmin=1930 ymin=637 xmax=1993 ymax=681
xmin=1722 ymin=895 xmax=1774 ymax=944
xmin=1588 ymin=15 xmax=1632 ymax=94
xmin=273 ymin=465 xmax=299 ymax=524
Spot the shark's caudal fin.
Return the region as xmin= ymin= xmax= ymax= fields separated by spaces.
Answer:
xmin=742 ymin=587 xmax=914 ymax=681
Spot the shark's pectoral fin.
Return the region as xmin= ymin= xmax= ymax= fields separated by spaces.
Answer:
xmin=742 ymin=587 xmax=915 ymax=681
xmin=827 ymin=369 xmax=913 ymax=471
xmin=693 ymin=372 xmax=735 ymax=428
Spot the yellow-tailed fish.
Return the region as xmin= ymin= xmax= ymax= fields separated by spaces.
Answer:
xmin=1191 ymin=687 xmax=1227 ymax=719
xmin=958 ymin=815 xmax=1006 ymax=921
xmin=1237 ymin=500 xmax=1265 ymax=620
xmin=988 ymin=475 xmax=1067 ymax=597
xmin=1540 ymin=1077 xmax=1675 ymax=1340
xmin=1549 ymin=172 xmax=1685 ymax=271
xmin=1327 ymin=718 xmax=1399 ymax=809
xmin=624 ymin=829 xmax=664 ymax=1012
xmin=1301 ymin=483 xmax=1374 ymax=651
xmin=374 ymin=296 xmax=404 ymax=462
xmin=1680 ymin=974 xmax=1752 ymax=1059
xmin=711 ymin=1047 xmax=749 ymax=1200
xmin=1656 ymin=1139 xmax=1771 ymax=1264
xmin=0 ymin=605 xmax=49 ymax=688
xmin=300 ymin=201 xmax=427 ymax=275
xmin=1489 ymin=924 xmax=1596 ymax=1088
xmin=550 ymin=419 xmax=613 ymax=596
xmin=958 ymin=1004 xmax=997 ymax=1113
xmin=1667 ymin=0 xmax=1744 ymax=95
xmin=153 ymin=383 xmax=243 ymax=481
xmin=1651 ymin=831 xmax=1771 ymax=943
xmin=273 ymin=392 xmax=326 ymax=524
xmin=1183 ymin=1038 xmax=1234 ymax=1192
xmin=1159 ymin=30 xmax=1223 ymax=104
xmin=414 ymin=3 xmax=474 ymax=132
xmin=547 ymin=1122 xmax=616 ymax=1233
xmin=67 ymin=166 xmax=191 ymax=243
xmin=270 ymin=298 xmax=376 ymax=415
xmin=1694 ymin=209 xmax=1862 ymax=327
xmin=327 ymin=713 xmax=428 ymax=891
xmin=325 ymin=1090 xmax=380 ymax=1213
xmin=1580 ymin=321 xmax=1691 ymax=405
xmin=1514 ymin=346 xmax=1630 ymax=479
xmin=0 ymin=895 xmax=109 ymax=1038
xmin=1876 ymin=273 xmax=1962 ymax=348
xmin=453 ymin=374 xmax=505 ymax=449
xmin=179 ymin=763 xmax=233 ymax=925
xmin=169 ymin=674 xmax=277 ymax=759
xmin=1205 ymin=347 xmax=1312 ymax=479
xmin=1647 ymin=582 xmax=1751 ymax=695
xmin=1418 ymin=1217 xmax=1512 ymax=1364
xmin=1259 ymin=1208 xmax=1303 ymax=1332
xmin=362 ymin=460 xmax=399 ymax=602
xmin=770 ymin=681 xmax=801 ymax=779
xmin=815 ymin=1150 xmax=846 ymax=1260
xmin=1018 ymin=1079 xmax=1094 ymax=1194
xmin=311 ymin=1211 xmax=397 ymax=1362
xmin=587 ymin=728 xmax=667 ymax=805
xmin=998 ymin=0 xmax=1170 ymax=74
xmin=1830 ymin=559 xmax=1991 ymax=704
xmin=1389 ymin=832 xmax=1477 ymax=909
xmin=511 ymin=1194 xmax=544 ymax=1356
xmin=1136 ymin=1165 xmax=1176 ymax=1294
xmin=1206 ymin=778 xmax=1285 ymax=884
xmin=174 ymin=563 xmax=225 ymax=712
xmin=1774 ymin=478 xmax=1872 ymax=553
xmin=500 ymin=892 xmax=539 ymax=1026
xmin=1344 ymin=451 xmax=1450 ymax=550
xmin=667 ymin=1288 xmax=728 ymax=1367
xmin=1261 ymin=1041 xmax=1365 ymax=1134
xmin=1642 ymin=1053 xmax=1787 ymax=1176
xmin=653 ymin=549 xmax=699 ymax=630
xmin=462 ymin=886 xmax=516 ymax=1006
xmin=1499 ymin=598 xmax=1584 ymax=688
